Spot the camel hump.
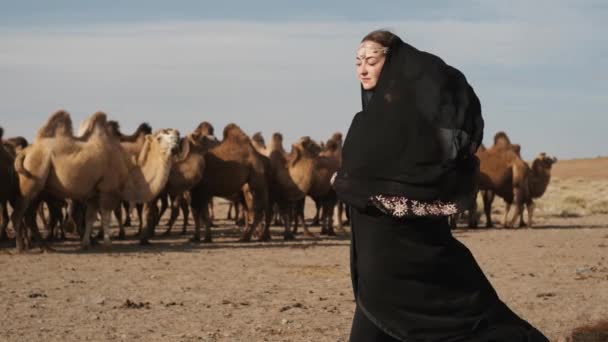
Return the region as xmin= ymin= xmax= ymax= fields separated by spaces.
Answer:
xmin=331 ymin=132 xmax=343 ymax=143
xmin=136 ymin=122 xmax=152 ymax=135
xmin=252 ymin=132 xmax=265 ymax=143
xmin=325 ymin=138 xmax=340 ymax=152
xmin=272 ymin=132 xmax=283 ymax=142
xmin=511 ymin=144 xmax=521 ymax=156
xmin=78 ymin=111 xmax=108 ymax=137
xmin=194 ymin=121 xmax=215 ymax=137
xmin=36 ymin=110 xmax=73 ymax=139
xmin=493 ymin=131 xmax=511 ymax=147
xmin=223 ymin=123 xmax=247 ymax=141
xmin=106 ymin=120 xmax=121 ymax=137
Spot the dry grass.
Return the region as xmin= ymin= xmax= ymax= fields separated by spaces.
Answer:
xmin=535 ymin=177 xmax=608 ymax=219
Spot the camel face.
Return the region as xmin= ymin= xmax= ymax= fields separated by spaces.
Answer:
xmin=154 ymin=129 xmax=180 ymax=156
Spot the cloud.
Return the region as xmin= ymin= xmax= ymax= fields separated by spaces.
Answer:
xmin=0 ymin=6 xmax=606 ymax=159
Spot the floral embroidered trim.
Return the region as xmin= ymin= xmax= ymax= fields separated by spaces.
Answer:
xmin=369 ymin=195 xmax=458 ymax=218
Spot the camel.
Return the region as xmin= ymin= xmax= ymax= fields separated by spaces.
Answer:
xmin=106 ymin=121 xmax=152 ymax=236
xmin=474 ymin=132 xmax=529 ymax=228
xmin=140 ymin=132 xmax=217 ymax=244
xmin=266 ymin=135 xmax=321 ymax=239
xmin=189 ymin=123 xmax=269 ymax=243
xmin=251 ymin=132 xmax=270 ymax=157
xmin=11 ymin=110 xmax=179 ymax=251
xmin=505 ymin=152 xmax=557 ymax=228
xmin=306 ymin=135 xmax=342 ymax=235
xmin=0 ymin=127 xmax=20 ymax=241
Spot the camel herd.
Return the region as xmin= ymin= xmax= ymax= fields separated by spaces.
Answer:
xmin=1 ymin=111 xmax=556 ymax=252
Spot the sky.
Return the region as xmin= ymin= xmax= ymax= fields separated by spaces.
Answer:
xmin=0 ymin=1 xmax=606 ymax=160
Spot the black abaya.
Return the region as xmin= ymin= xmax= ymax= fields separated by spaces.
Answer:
xmin=348 ymin=206 xmax=549 ymax=341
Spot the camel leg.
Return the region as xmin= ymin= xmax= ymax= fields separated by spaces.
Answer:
xmin=158 ymin=194 xmax=169 ymax=225
xmin=312 ymin=200 xmax=321 ymax=226
xmin=324 ymin=199 xmax=337 ymax=236
xmin=139 ymin=201 xmax=159 ymax=245
xmin=136 ymin=203 xmax=144 ymax=235
xmin=503 ymin=203 xmax=512 ymax=228
xmin=527 ymin=202 xmax=535 ymax=228
xmin=201 ymin=197 xmax=214 ymax=242
xmin=164 ymin=194 xmax=180 ymax=235
xmin=114 ymin=206 xmax=125 ymax=240
xmin=181 ymin=197 xmax=190 ymax=235
xmin=234 ymin=201 xmax=244 ymax=226
xmin=0 ymin=201 xmax=10 ymax=241
xmin=209 ymin=200 xmax=215 ymax=221
xmin=277 ymin=201 xmax=294 ymax=241
xmin=260 ymin=198 xmax=274 ymax=242
xmin=189 ymin=195 xmax=203 ymax=243
xmin=123 ymin=201 xmax=132 ymax=227
xmin=482 ymin=191 xmax=495 ymax=228
xmin=81 ymin=201 xmax=99 ymax=249
xmin=227 ymin=202 xmax=233 ymax=220
xmin=100 ymin=210 xmax=112 ymax=247
xmin=45 ymin=200 xmax=61 ymax=241
xmin=507 ymin=188 xmax=524 ymax=228
xmin=38 ymin=202 xmax=48 ymax=232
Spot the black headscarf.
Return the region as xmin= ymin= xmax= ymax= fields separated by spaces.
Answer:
xmin=334 ymin=36 xmax=484 ymax=210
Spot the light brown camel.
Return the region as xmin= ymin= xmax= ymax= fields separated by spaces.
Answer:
xmin=505 ymin=152 xmax=557 ymax=228
xmin=475 ymin=132 xmax=529 ymax=228
xmin=11 ymin=110 xmax=179 ymax=251
xmin=189 ymin=123 xmax=269 ymax=243
xmin=106 ymin=121 xmax=153 ymax=237
xmin=140 ymin=132 xmax=217 ymax=244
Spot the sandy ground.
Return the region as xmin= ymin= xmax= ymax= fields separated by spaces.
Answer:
xmin=1 ymin=157 xmax=608 ymax=341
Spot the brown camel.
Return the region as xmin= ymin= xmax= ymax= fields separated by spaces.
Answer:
xmin=0 ymin=127 xmax=20 ymax=241
xmin=266 ymin=135 xmax=320 ymax=239
xmin=11 ymin=110 xmax=179 ymax=251
xmin=189 ymin=123 xmax=269 ymax=243
xmin=251 ymin=132 xmax=270 ymax=157
xmin=307 ymin=135 xmax=342 ymax=235
xmin=475 ymin=132 xmax=529 ymax=228
xmin=506 ymin=152 xmax=557 ymax=228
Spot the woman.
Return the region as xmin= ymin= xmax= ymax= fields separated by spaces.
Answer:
xmin=332 ymin=30 xmax=549 ymax=342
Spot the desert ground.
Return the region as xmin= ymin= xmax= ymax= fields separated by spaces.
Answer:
xmin=1 ymin=158 xmax=607 ymax=341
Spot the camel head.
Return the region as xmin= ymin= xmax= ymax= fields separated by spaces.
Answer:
xmin=292 ymin=136 xmax=322 ymax=157
xmin=324 ymin=138 xmax=341 ymax=153
xmin=330 ymin=132 xmax=343 ymax=146
xmin=493 ymin=131 xmax=512 ymax=148
xmin=252 ymin=132 xmax=266 ymax=147
xmin=150 ymin=129 xmax=180 ymax=156
xmin=511 ymin=144 xmax=522 ymax=157
xmin=532 ymin=153 xmax=557 ymax=174
xmin=193 ymin=121 xmax=215 ymax=137
xmin=37 ymin=110 xmax=75 ymax=139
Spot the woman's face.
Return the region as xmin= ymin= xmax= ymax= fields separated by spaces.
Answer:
xmin=356 ymin=41 xmax=387 ymax=90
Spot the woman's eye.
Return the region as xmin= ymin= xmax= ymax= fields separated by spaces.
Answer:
xmin=367 ymin=57 xmax=378 ymax=65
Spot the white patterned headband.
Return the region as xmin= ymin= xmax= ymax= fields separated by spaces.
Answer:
xmin=356 ymin=46 xmax=389 ymax=60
